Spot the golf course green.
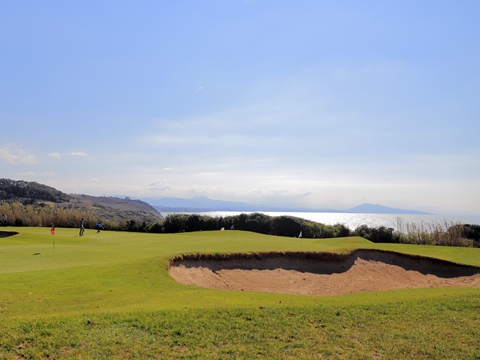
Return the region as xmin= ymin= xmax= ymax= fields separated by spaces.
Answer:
xmin=1 ymin=227 xmax=479 ymax=359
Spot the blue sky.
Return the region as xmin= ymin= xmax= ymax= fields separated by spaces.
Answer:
xmin=1 ymin=1 xmax=479 ymax=215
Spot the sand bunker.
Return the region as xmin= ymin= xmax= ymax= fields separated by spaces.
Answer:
xmin=169 ymin=249 xmax=480 ymax=296
xmin=0 ymin=231 xmax=17 ymax=238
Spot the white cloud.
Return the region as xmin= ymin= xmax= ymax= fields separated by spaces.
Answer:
xmin=49 ymin=152 xmax=61 ymax=158
xmin=70 ymin=152 xmax=87 ymax=156
xmin=17 ymin=172 xmax=36 ymax=177
xmin=0 ymin=144 xmax=36 ymax=164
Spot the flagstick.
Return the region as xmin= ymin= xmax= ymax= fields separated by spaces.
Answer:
xmin=51 ymin=225 xmax=55 ymax=250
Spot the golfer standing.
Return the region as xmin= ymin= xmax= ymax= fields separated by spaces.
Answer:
xmin=95 ymin=220 xmax=104 ymax=233
xmin=79 ymin=217 xmax=85 ymax=236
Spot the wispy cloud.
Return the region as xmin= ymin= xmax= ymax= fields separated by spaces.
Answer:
xmin=147 ymin=179 xmax=172 ymax=192
xmin=17 ymin=172 xmax=36 ymax=177
xmin=0 ymin=144 xmax=36 ymax=164
xmin=70 ymin=152 xmax=87 ymax=156
xmin=49 ymin=152 xmax=61 ymax=158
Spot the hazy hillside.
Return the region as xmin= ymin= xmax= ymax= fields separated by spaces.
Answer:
xmin=0 ymin=178 xmax=71 ymax=203
xmin=72 ymin=194 xmax=163 ymax=222
xmin=0 ymin=179 xmax=163 ymax=223
xmin=345 ymin=203 xmax=431 ymax=215
xmin=144 ymin=196 xmax=429 ymax=215
xmin=144 ymin=196 xmax=333 ymax=213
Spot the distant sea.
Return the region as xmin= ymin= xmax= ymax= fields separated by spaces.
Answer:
xmin=161 ymin=211 xmax=480 ymax=232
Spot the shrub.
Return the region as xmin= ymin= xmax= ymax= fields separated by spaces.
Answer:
xmin=463 ymin=224 xmax=480 ymax=241
xmin=163 ymin=214 xmax=189 ymax=233
xmin=353 ymin=225 xmax=397 ymax=243
xmin=271 ymin=216 xmax=301 ymax=237
xmin=244 ymin=212 xmax=272 ymax=234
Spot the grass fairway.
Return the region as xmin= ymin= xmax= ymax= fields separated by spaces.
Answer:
xmin=1 ymin=227 xmax=479 ymax=359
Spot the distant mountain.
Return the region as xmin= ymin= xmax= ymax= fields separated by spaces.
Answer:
xmin=143 ymin=196 xmax=334 ymax=213
xmin=344 ymin=203 xmax=431 ymax=215
xmin=143 ymin=197 xmax=430 ymax=215
xmin=142 ymin=196 xmax=277 ymax=212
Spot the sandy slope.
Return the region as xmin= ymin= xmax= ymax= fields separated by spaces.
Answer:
xmin=169 ymin=249 xmax=480 ymax=296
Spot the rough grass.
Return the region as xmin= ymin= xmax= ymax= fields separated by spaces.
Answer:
xmin=1 ymin=294 xmax=479 ymax=359
xmin=0 ymin=227 xmax=479 ymax=358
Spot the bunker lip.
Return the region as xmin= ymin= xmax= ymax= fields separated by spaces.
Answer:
xmin=168 ymin=249 xmax=480 ymax=296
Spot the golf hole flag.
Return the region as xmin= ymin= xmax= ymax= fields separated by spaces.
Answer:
xmin=299 ymin=231 xmax=302 ymax=238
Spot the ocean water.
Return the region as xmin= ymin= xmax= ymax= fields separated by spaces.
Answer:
xmin=161 ymin=211 xmax=480 ymax=232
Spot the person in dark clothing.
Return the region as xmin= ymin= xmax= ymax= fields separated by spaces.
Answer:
xmin=95 ymin=221 xmax=104 ymax=233
xmin=79 ymin=218 xmax=85 ymax=236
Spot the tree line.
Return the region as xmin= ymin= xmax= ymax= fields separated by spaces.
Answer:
xmin=157 ymin=213 xmax=479 ymax=247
